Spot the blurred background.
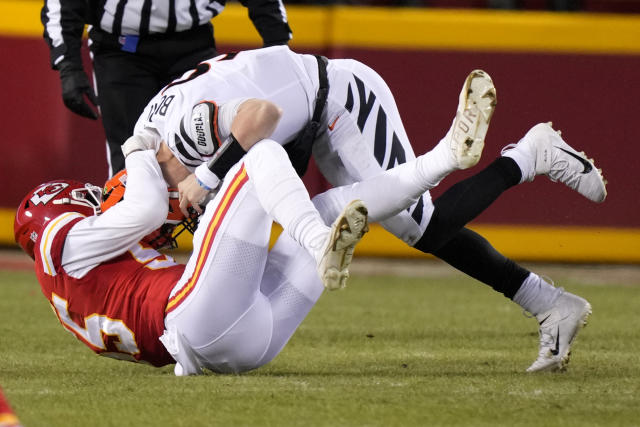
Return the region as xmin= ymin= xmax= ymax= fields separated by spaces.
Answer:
xmin=287 ymin=0 xmax=639 ymax=11
xmin=0 ymin=0 xmax=638 ymax=263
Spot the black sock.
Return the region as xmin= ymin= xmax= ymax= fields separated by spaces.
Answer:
xmin=413 ymin=157 xmax=527 ymax=298
xmin=415 ymin=156 xmax=521 ymax=253
xmin=431 ymin=228 xmax=530 ymax=299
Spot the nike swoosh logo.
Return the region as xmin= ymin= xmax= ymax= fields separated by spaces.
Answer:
xmin=550 ymin=326 xmax=560 ymax=356
xmin=556 ymin=147 xmax=593 ymax=174
xmin=328 ymin=115 xmax=340 ymax=131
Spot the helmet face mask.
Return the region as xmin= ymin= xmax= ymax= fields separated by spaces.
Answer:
xmin=67 ymin=186 xmax=103 ymax=210
xmin=54 ymin=186 xmax=103 ymax=214
xmin=14 ymin=180 xmax=102 ymax=259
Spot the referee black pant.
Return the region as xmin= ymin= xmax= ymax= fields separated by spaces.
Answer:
xmin=89 ymin=24 xmax=217 ymax=176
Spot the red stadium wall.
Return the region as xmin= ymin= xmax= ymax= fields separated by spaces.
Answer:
xmin=0 ymin=37 xmax=107 ymax=202
xmin=338 ymin=47 xmax=640 ymax=228
xmin=1 ymin=3 xmax=639 ymax=261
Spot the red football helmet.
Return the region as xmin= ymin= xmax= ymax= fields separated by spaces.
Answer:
xmin=101 ymin=170 xmax=199 ymax=250
xmin=14 ymin=180 xmax=102 ymax=259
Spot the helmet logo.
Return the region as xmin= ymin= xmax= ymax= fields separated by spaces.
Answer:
xmin=30 ymin=182 xmax=69 ymax=206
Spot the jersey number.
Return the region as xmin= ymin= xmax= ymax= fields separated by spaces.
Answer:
xmin=130 ymin=243 xmax=178 ymax=270
xmin=161 ymin=53 xmax=238 ymax=94
xmin=51 ymin=294 xmax=141 ymax=362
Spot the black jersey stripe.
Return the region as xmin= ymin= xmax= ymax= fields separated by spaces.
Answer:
xmin=179 ymin=118 xmax=200 ymax=153
xmin=410 ymin=195 xmax=424 ymax=225
xmin=354 ymin=75 xmax=376 ymax=133
xmin=174 ymin=135 xmax=203 ymax=167
xmin=373 ymin=106 xmax=386 ymax=167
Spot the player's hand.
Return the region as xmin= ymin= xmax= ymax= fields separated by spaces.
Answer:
xmin=177 ymin=173 xmax=208 ymax=216
xmin=58 ymin=60 xmax=99 ymax=120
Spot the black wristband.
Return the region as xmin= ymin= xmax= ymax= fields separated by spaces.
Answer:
xmin=207 ymin=133 xmax=247 ymax=180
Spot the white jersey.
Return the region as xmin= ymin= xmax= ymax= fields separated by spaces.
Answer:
xmin=136 ymin=45 xmax=437 ymax=247
xmin=134 ymin=46 xmax=321 ymax=171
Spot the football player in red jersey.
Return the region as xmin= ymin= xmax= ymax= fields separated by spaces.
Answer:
xmin=14 ymin=136 xmax=370 ymax=375
xmin=16 ymin=114 xmax=473 ymax=375
xmin=0 ymin=387 xmax=21 ymax=427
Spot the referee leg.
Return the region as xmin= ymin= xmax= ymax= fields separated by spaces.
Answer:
xmin=92 ymin=50 xmax=161 ymax=176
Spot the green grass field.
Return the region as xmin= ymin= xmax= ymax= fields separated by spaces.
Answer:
xmin=1 ymin=260 xmax=639 ymax=427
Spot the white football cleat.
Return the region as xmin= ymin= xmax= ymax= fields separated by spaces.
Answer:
xmin=448 ymin=69 xmax=497 ymax=169
xmin=502 ymin=122 xmax=607 ymax=203
xmin=318 ymin=200 xmax=369 ymax=291
xmin=527 ymin=291 xmax=592 ymax=373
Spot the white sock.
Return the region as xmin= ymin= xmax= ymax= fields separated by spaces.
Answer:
xmin=243 ymin=139 xmax=329 ymax=263
xmin=513 ymin=272 xmax=563 ymax=316
xmin=501 ymin=139 xmax=534 ymax=183
xmin=417 ymin=133 xmax=459 ymax=188
xmin=501 ymin=152 xmax=530 ymax=184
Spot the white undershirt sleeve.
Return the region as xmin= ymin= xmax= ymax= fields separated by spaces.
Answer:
xmin=217 ymin=97 xmax=249 ymax=140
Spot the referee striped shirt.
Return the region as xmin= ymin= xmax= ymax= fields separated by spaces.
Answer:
xmin=42 ymin=0 xmax=292 ymax=67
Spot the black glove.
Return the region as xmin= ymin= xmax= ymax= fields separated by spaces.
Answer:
xmin=58 ymin=60 xmax=99 ymax=120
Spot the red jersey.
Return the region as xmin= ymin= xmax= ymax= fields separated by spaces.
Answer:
xmin=35 ymin=215 xmax=185 ymax=367
xmin=0 ymin=386 xmax=21 ymax=427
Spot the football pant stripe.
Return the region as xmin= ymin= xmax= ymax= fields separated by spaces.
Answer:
xmin=165 ymin=164 xmax=249 ymax=313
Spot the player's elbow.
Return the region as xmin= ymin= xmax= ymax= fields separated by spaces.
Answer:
xmin=259 ymin=100 xmax=282 ymax=124
xmin=232 ymin=99 xmax=283 ymax=151
xmin=253 ymin=100 xmax=282 ymax=140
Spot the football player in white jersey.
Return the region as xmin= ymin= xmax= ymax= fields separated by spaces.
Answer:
xmin=127 ymin=46 xmax=607 ymax=372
